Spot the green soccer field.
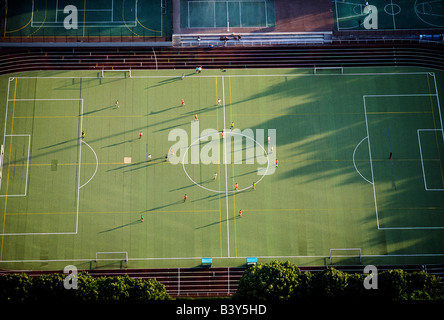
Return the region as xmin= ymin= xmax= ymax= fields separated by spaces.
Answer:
xmin=333 ymin=0 xmax=444 ymax=30
xmin=0 ymin=67 xmax=443 ymax=271
xmin=1 ymin=0 xmax=172 ymax=39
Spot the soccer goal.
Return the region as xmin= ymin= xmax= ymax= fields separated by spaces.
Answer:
xmin=95 ymin=252 xmax=129 ymax=268
xmin=314 ymin=66 xmax=344 ymax=75
xmin=329 ymin=248 xmax=362 ymax=265
xmin=101 ymin=69 xmax=132 ymax=79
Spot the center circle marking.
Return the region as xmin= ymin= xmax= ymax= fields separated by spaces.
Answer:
xmin=181 ymin=131 xmax=270 ymax=194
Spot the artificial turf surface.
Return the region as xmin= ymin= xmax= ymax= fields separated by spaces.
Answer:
xmin=0 ymin=67 xmax=443 ymax=270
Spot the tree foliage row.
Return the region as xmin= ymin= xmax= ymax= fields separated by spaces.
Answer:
xmin=0 ymin=272 xmax=170 ymax=301
xmin=235 ymin=261 xmax=443 ymax=300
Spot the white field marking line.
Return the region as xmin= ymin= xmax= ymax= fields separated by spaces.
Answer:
xmin=431 ymin=73 xmax=444 ymax=145
xmin=390 ymin=0 xmax=397 ymax=30
xmin=0 ymin=78 xmax=12 ymax=192
xmin=76 ymin=98 xmax=83 ymax=234
xmin=0 ymin=73 xmax=439 ymax=250
xmin=417 ymin=128 xmax=444 ymax=191
xmin=3 ymin=252 xmax=444 ymax=265
xmin=222 ymin=75 xmax=230 ymax=258
xmin=414 ymin=0 xmax=444 ymax=28
xmin=352 ymin=136 xmax=373 ymax=184
xmin=32 ymin=0 xmax=137 ymax=27
xmin=32 ymin=21 xmax=137 ymax=27
xmin=11 ymin=71 xmax=433 ymax=81
xmin=0 ymin=134 xmax=31 ymax=197
xmin=0 ymin=98 xmax=83 ymax=236
xmin=417 ymin=129 xmax=428 ymax=190
xmin=362 ymin=96 xmax=379 ymax=229
xmin=364 ymin=94 xmax=444 ymax=230
xmin=335 ymin=0 xmax=340 ymax=30
xmin=181 ymin=132 xmax=269 ymax=193
xmin=79 ymin=140 xmax=98 ymax=189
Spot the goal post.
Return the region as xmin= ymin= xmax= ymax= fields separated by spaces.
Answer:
xmin=314 ymin=66 xmax=344 ymax=75
xmin=329 ymin=248 xmax=362 ymax=265
xmin=95 ymin=252 xmax=129 ymax=268
xmin=101 ymin=69 xmax=132 ymax=78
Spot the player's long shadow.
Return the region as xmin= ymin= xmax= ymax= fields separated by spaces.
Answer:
xmin=146 ymin=73 xmax=195 ymax=89
xmin=143 ymin=200 xmax=184 ymax=212
xmin=39 ymin=137 xmax=79 ymax=150
xmin=149 ymin=105 xmax=182 ymax=115
xmin=195 ymin=215 xmax=239 ymax=230
xmin=98 ymin=220 xmax=141 ymax=234
xmin=106 ymin=158 xmax=163 ymax=173
xmin=169 ymin=182 xmax=199 ymax=192
xmin=102 ymin=136 xmax=145 ymax=149
xmin=82 ymin=105 xmax=115 ymax=115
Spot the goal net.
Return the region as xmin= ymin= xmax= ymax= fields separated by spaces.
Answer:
xmin=329 ymin=248 xmax=362 ymax=265
xmin=95 ymin=252 xmax=129 ymax=268
xmin=101 ymin=69 xmax=132 ymax=78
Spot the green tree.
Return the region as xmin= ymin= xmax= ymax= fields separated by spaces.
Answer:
xmin=309 ymin=268 xmax=349 ymax=299
xmin=96 ymin=275 xmax=131 ymax=300
xmin=74 ymin=272 xmax=99 ymax=300
xmin=30 ymin=273 xmax=74 ymax=301
xmin=378 ymin=269 xmax=408 ymax=300
xmin=407 ymin=271 xmax=441 ymax=300
xmin=129 ymin=277 xmax=171 ymax=300
xmin=235 ymin=261 xmax=302 ymax=300
xmin=0 ymin=273 xmax=32 ymax=301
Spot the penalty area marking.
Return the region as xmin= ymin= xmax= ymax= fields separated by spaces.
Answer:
xmin=353 ymin=136 xmax=373 ymax=184
xmin=79 ymin=140 xmax=99 ymax=189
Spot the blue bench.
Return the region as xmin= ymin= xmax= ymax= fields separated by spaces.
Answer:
xmin=246 ymin=257 xmax=257 ymax=266
xmin=201 ymin=258 xmax=212 ymax=266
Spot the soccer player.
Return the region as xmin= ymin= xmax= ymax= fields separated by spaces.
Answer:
xmin=181 ymin=98 xmax=185 ymax=106
xmin=276 ymin=159 xmax=279 ymax=167
xmin=239 ymin=209 xmax=243 ymax=217
xmin=81 ymin=131 xmax=85 ymax=138
xmin=235 ymin=183 xmax=239 ymax=191
xmin=252 ymin=182 xmax=256 ymax=190
xmin=230 ymin=121 xmax=234 ymax=130
xmin=194 ymin=114 xmax=199 ymax=121
xmin=139 ymin=132 xmax=143 ymax=139
xmin=140 ymin=215 xmax=144 ymax=223
xmin=184 ymin=194 xmax=188 ymax=202
xmin=213 ymin=173 xmax=217 ymax=180
xmin=115 ymin=100 xmax=119 ymax=108
xmin=217 ymin=98 xmax=222 ymax=106
xmin=267 ymin=136 xmax=271 ymax=144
